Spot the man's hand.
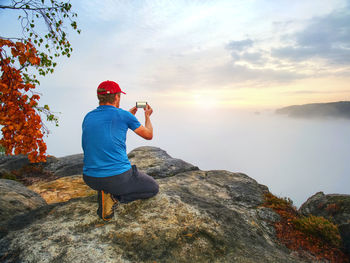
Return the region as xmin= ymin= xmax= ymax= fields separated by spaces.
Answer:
xmin=129 ymin=106 xmax=138 ymax=115
xmin=134 ymin=104 xmax=153 ymax=140
xmin=144 ymin=104 xmax=153 ymax=117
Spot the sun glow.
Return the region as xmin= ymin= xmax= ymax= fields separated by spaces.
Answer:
xmin=154 ymin=75 xmax=350 ymax=111
xmin=192 ymin=93 xmax=219 ymax=109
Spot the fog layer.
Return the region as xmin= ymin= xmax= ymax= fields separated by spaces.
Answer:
xmin=46 ymin=106 xmax=349 ymax=207
xmin=127 ymin=108 xmax=350 ymax=207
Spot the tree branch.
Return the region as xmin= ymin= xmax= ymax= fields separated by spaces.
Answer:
xmin=0 ymin=36 xmax=26 ymax=41
xmin=0 ymin=5 xmax=59 ymax=11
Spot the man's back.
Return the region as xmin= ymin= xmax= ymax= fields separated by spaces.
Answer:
xmin=82 ymin=105 xmax=141 ymax=177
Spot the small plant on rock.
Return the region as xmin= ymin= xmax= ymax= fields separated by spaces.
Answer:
xmin=293 ymin=215 xmax=341 ymax=247
xmin=263 ymin=193 xmax=348 ymax=262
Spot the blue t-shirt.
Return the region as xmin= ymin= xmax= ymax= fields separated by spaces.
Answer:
xmin=82 ymin=105 xmax=141 ymax=177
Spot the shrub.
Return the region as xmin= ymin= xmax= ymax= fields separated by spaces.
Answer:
xmin=263 ymin=192 xmax=297 ymax=217
xmin=263 ymin=193 xmax=348 ymax=262
xmin=293 ymin=215 xmax=341 ymax=247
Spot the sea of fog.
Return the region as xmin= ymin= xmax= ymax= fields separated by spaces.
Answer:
xmin=46 ymin=107 xmax=350 ymax=207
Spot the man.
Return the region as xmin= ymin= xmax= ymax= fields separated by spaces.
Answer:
xmin=82 ymin=80 xmax=159 ymax=221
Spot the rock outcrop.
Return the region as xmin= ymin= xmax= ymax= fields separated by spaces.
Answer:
xmin=0 ymin=173 xmax=306 ymax=263
xmin=0 ymin=146 xmax=197 ymax=182
xmin=0 ymin=154 xmax=84 ymax=182
xmin=0 ymin=179 xmax=46 ymax=226
xmin=300 ymin=191 xmax=350 ymax=257
xmin=128 ymin=146 xmax=199 ymax=178
xmin=0 ymin=147 xmax=334 ymax=262
xmin=43 ymin=154 xmax=84 ymax=177
xmin=0 ymin=154 xmax=30 ymax=172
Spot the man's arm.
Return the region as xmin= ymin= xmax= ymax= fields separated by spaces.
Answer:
xmin=134 ymin=104 xmax=153 ymax=140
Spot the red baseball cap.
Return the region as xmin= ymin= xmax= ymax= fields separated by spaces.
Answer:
xmin=97 ymin=80 xmax=126 ymax=95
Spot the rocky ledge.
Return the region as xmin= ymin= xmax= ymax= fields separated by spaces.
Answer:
xmin=299 ymin=191 xmax=350 ymax=256
xmin=0 ymin=153 xmax=84 ymax=181
xmin=0 ymin=146 xmax=348 ymax=262
xmin=0 ymin=146 xmax=198 ymax=183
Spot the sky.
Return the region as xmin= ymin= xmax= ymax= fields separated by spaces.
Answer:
xmin=2 ymin=0 xmax=349 ymax=110
xmin=1 ymin=0 xmax=350 ymax=204
xmin=47 ymin=0 xmax=350 ymax=109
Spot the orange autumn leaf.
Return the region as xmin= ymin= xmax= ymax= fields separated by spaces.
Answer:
xmin=18 ymin=55 xmax=26 ymax=65
xmin=0 ymin=40 xmax=47 ymax=163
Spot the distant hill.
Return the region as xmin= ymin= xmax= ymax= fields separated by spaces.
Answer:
xmin=276 ymin=101 xmax=350 ymax=119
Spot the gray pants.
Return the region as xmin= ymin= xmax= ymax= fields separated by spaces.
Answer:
xmin=83 ymin=165 xmax=159 ymax=204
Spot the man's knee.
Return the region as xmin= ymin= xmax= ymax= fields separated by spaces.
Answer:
xmin=140 ymin=172 xmax=159 ymax=196
xmin=152 ymin=180 xmax=159 ymax=196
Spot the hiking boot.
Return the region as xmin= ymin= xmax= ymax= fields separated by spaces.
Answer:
xmin=97 ymin=190 xmax=119 ymax=221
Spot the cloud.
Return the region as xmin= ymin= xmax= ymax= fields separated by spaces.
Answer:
xmin=203 ymin=62 xmax=305 ymax=87
xmin=272 ymin=8 xmax=350 ymax=65
xmin=142 ymin=59 xmax=305 ymax=93
xmin=226 ymin=38 xmax=271 ymax=68
xmin=226 ymin=39 xmax=254 ymax=51
xmin=224 ymin=37 xmax=305 ymax=84
xmin=282 ymin=89 xmax=350 ymax=95
xmin=240 ymin=52 xmax=265 ymax=65
xmin=74 ymin=0 xmax=348 ymax=96
xmin=222 ymin=4 xmax=350 ymax=86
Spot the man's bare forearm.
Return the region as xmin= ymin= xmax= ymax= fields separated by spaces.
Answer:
xmin=145 ymin=115 xmax=153 ymax=138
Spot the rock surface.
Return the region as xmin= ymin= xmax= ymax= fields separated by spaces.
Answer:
xmin=0 ymin=179 xmax=46 ymax=225
xmin=1 ymin=171 xmax=309 ymax=263
xmin=28 ymin=175 xmax=96 ymax=204
xmin=0 ymin=147 xmax=329 ymax=262
xmin=44 ymin=154 xmax=84 ymax=177
xmin=1 ymin=147 xmax=197 ymax=182
xmin=0 ymin=154 xmax=29 ymax=173
xmin=128 ymin=146 xmax=199 ymax=178
xmin=300 ymin=191 xmax=350 ymax=257
xmin=0 ymin=154 xmax=84 ymax=182
xmin=300 ymin=192 xmax=350 ymax=225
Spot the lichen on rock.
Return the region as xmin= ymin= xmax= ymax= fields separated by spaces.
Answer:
xmin=28 ymin=174 xmax=96 ymax=204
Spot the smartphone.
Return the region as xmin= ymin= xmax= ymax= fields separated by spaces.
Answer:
xmin=136 ymin=101 xmax=148 ymax=108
